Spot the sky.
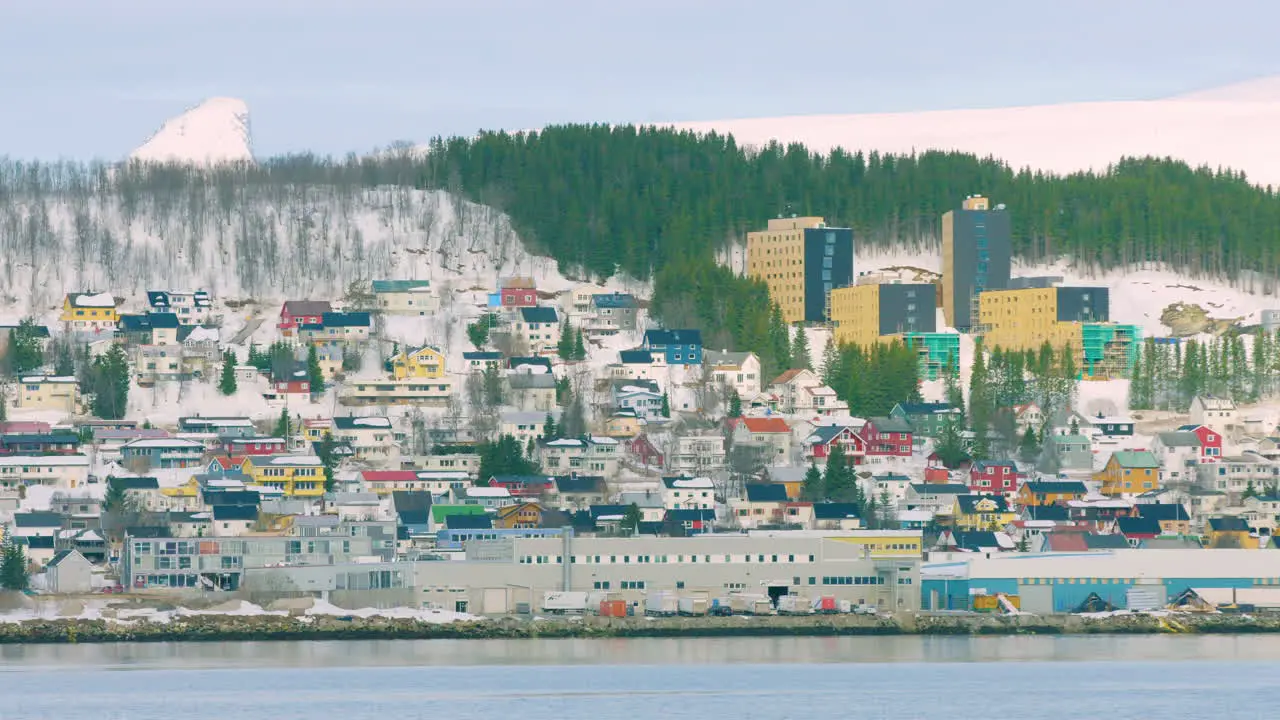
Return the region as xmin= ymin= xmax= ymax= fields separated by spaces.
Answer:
xmin=2 ymin=0 xmax=1278 ymax=160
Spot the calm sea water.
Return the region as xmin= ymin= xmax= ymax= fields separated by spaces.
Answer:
xmin=0 ymin=636 xmax=1275 ymax=719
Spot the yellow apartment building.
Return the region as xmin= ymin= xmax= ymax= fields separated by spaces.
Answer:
xmin=746 ymin=216 xmax=853 ymax=324
xmin=390 ymin=345 xmax=446 ymax=380
xmin=240 ymin=455 xmax=326 ymax=497
xmin=16 ymin=376 xmax=79 ymax=413
xmin=60 ymin=292 xmax=119 ymax=333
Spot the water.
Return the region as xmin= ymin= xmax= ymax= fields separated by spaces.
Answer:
xmin=0 ymin=636 xmax=1275 ymax=719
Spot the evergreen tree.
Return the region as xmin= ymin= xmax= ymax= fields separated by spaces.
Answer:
xmin=820 ymin=336 xmax=839 ymax=384
xmin=5 ymin=319 xmax=45 ymax=376
xmin=218 ymin=349 xmax=238 ymax=395
xmin=766 ymin=304 xmax=791 ymax=380
xmin=543 ymin=412 xmax=558 ymax=440
xmin=274 ymin=408 xmax=290 ymax=439
xmin=315 ymin=434 xmax=339 ymax=492
xmin=967 ymin=340 xmax=993 ymax=459
xmin=0 ymin=391 xmax=6 ymax=423
xmin=801 ymin=463 xmax=824 ymax=501
xmin=53 ymin=342 xmax=75 ymax=377
xmin=728 ymin=390 xmax=742 ymax=418
xmin=306 ymin=344 xmax=324 ymax=393
xmin=482 ymin=363 xmax=505 ymax=407
xmin=1244 ymin=480 xmax=1260 ymax=500
xmin=86 ymin=344 xmax=130 ymax=420
xmin=622 ymin=503 xmax=643 ymax=534
xmin=0 ymin=532 xmax=27 ymax=591
xmin=557 ymin=321 xmax=575 ymax=360
xmin=477 ymin=434 xmax=540 ymax=481
xmin=943 ymin=354 xmax=964 ymax=409
xmin=934 ymin=414 xmax=967 ymax=468
xmin=823 ymin=444 xmax=855 ymax=502
xmin=466 ymin=315 xmax=492 ymax=349
xmin=790 ymin=327 xmax=812 ymax=370
xmin=573 ymin=328 xmax=586 ymax=361
xmin=660 ymin=391 xmax=670 ymax=418
xmin=1018 ymin=426 xmax=1039 ymax=463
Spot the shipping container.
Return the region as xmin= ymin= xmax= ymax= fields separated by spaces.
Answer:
xmin=599 ymin=600 xmax=627 ymax=617
xmin=677 ymin=596 xmax=709 ymax=616
xmin=777 ymin=594 xmax=813 ymax=615
xmin=812 ymin=596 xmax=838 ymax=614
xmin=542 ymin=591 xmax=589 ymax=614
xmin=644 ymin=591 xmax=678 ymax=616
xmin=973 ymin=594 xmax=1021 ymax=613
xmin=729 ymin=594 xmax=774 ymax=615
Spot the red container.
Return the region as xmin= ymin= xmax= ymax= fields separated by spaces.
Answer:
xmin=816 ymin=596 xmax=837 ymax=612
xmin=600 ymin=600 xmax=627 ymax=617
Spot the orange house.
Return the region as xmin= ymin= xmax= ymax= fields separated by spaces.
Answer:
xmin=495 ymin=502 xmax=544 ymax=529
xmin=1016 ymin=480 xmax=1088 ymax=507
xmin=1095 ymin=451 xmax=1160 ymax=497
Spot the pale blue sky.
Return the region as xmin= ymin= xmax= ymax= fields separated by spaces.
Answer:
xmin=1 ymin=0 xmax=1276 ymax=159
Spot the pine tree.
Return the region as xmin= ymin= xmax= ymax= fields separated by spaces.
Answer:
xmin=660 ymin=391 xmax=670 ymax=418
xmin=823 ymin=444 xmax=855 ymax=502
xmin=790 ymin=327 xmax=812 ymax=370
xmin=935 ymin=414 xmax=967 ymax=468
xmin=218 ymin=349 xmax=238 ymax=396
xmin=944 ymin=354 xmax=964 ymax=409
xmin=766 ymin=304 xmax=791 ymax=379
xmin=54 ymin=343 xmax=75 ymax=377
xmin=728 ymin=390 xmax=742 ymax=418
xmin=87 ymin=344 xmax=130 ymax=420
xmin=820 ymin=336 xmax=839 ymax=383
xmin=274 ymin=408 xmax=290 ymax=439
xmin=466 ymin=315 xmax=491 ymax=349
xmin=0 ymin=391 xmax=6 ymax=422
xmin=543 ymin=412 xmax=558 ymax=440
xmin=967 ymin=340 xmax=993 ymax=459
xmin=0 ymin=531 xmax=28 ymax=591
xmin=305 ymin=344 xmax=325 ymax=394
xmin=801 ymin=463 xmax=824 ymax=501
xmin=1244 ymin=479 xmax=1259 ymax=500
xmin=558 ymin=321 xmax=574 ymax=360
xmin=1018 ymin=426 xmax=1039 ymax=463
xmin=316 ymin=434 xmax=339 ymax=493
xmin=573 ymin=328 xmax=586 ymax=361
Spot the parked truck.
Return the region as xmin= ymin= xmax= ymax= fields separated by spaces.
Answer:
xmin=777 ymin=594 xmax=814 ymax=615
xmin=728 ymin=593 xmax=774 ymax=615
xmin=709 ymin=597 xmax=733 ymax=616
xmin=677 ymin=595 xmax=709 ymax=616
xmin=644 ymin=591 xmax=679 ymax=617
xmin=542 ymin=591 xmax=589 ymax=615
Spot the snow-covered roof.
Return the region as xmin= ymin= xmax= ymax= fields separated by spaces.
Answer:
xmin=185 ymin=326 xmax=220 ymax=343
xmin=264 ymin=455 xmax=322 ymax=466
xmin=589 ymin=436 xmax=619 ymax=445
xmin=664 ymin=476 xmax=714 ymax=489
xmin=466 ymin=487 xmax=512 ymax=498
xmin=19 ymin=375 xmax=76 ymax=384
xmin=546 ymin=439 xmax=585 ymax=447
xmin=69 ymin=292 xmax=116 ymax=308
xmin=0 ymin=455 xmax=89 ymax=467
xmin=123 ymin=438 xmax=204 ymax=449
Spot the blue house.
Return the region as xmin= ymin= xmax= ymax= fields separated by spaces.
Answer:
xmin=642 ymin=329 xmax=702 ymax=365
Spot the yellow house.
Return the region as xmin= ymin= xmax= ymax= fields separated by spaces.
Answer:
xmin=1015 ymin=480 xmax=1088 ymax=508
xmin=1206 ymin=517 xmax=1255 ymax=549
xmin=240 ymin=455 xmax=326 ymax=497
xmin=954 ymin=495 xmax=1016 ymax=531
xmin=15 ymin=376 xmax=79 ymax=413
xmin=60 ymin=292 xmax=119 ymax=333
xmin=1095 ymin=451 xmax=1159 ymax=496
xmin=391 ymin=345 xmax=446 ymax=380
xmin=604 ymin=412 xmax=642 ymax=438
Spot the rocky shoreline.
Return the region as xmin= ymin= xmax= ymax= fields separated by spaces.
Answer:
xmin=2 ymin=611 xmax=1280 ymax=644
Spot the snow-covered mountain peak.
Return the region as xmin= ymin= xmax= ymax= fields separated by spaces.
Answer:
xmin=130 ymin=97 xmax=253 ymax=166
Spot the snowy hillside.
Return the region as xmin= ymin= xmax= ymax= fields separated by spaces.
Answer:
xmin=130 ymin=97 xmax=253 ymax=165
xmin=672 ymin=78 xmax=1280 ymax=187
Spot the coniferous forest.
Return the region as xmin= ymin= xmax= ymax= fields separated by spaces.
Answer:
xmin=6 ymin=124 xmax=1280 ymax=375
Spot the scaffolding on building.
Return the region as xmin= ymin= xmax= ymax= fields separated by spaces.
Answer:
xmin=1082 ymin=323 xmax=1141 ymax=380
xmin=903 ymin=333 xmax=961 ymax=381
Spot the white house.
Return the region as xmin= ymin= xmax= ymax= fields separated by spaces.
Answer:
xmin=45 ymin=550 xmax=94 ymax=594
xmin=1190 ymin=395 xmax=1238 ymax=434
xmin=372 ymin=280 xmax=439 ymax=315
xmin=705 ymin=350 xmax=763 ymax=400
xmin=332 ymin=416 xmax=400 ymax=467
xmin=510 ymin=306 xmax=561 ymax=355
xmin=461 ymin=486 xmax=515 ymax=510
xmin=501 ymin=410 xmax=557 ymax=448
xmin=668 ymin=433 xmax=727 ymax=475
xmin=1153 ymin=431 xmax=1203 ymax=484
xmin=662 ymin=476 xmax=715 ymax=510
xmin=0 ymin=455 xmax=91 ymax=491
xmin=1195 ymin=455 xmax=1277 ymax=497
xmin=768 ymin=369 xmax=848 ymax=416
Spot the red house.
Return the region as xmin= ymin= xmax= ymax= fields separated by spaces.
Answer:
xmin=488 ymin=475 xmax=555 ymax=498
xmin=1180 ymin=424 xmax=1223 ymax=462
xmin=499 ymin=277 xmax=538 ymax=308
xmin=272 ymin=369 xmax=311 ymax=395
xmin=628 ymin=433 xmax=665 ymax=468
xmin=969 ymin=460 xmax=1021 ymax=494
xmin=859 ymin=417 xmax=913 ymax=457
xmin=278 ymin=300 xmax=332 ymax=336
xmin=225 ymin=436 xmax=288 ymax=456
xmin=805 ymin=425 xmax=866 ymax=464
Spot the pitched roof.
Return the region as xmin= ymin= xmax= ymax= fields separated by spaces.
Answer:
xmin=282 ymin=300 xmax=332 ymax=317
xmin=463 ymin=351 xmax=504 ymax=360
xmin=332 ymin=416 xmax=392 ymax=430
xmin=67 ymin=292 xmax=116 ymax=308
xmin=1024 ymin=480 xmax=1088 ymax=495
xmin=908 ymin=483 xmax=971 ymax=495
xmin=392 ymin=491 xmax=433 ymax=525
xmin=1156 ymin=431 xmax=1202 ymax=447
xmin=519 ymin=306 xmax=559 ymax=324
xmin=212 ymin=504 xmax=259 ymax=522
xmin=372 ymin=279 xmax=431 ymax=293
xmin=745 ymin=484 xmax=789 ymax=503
xmin=1116 ymin=516 xmax=1162 ymax=536
xmin=644 ymin=329 xmax=702 ymax=347
xmin=812 ymin=503 xmax=861 ymax=520
xmin=591 ymin=292 xmax=638 ymax=309
xmin=445 ymin=513 xmax=494 ymax=530
xmin=770 ymin=368 xmax=805 ymax=386
xmin=589 ymin=504 xmax=631 ymax=520
xmin=321 ymin=311 xmax=371 ymax=328
xmin=806 ymin=425 xmax=855 ymax=445
xmin=48 ymin=549 xmax=87 ymax=568
xmin=1194 ymin=395 xmax=1236 ymax=410
xmin=663 ymin=476 xmax=715 ymax=490
xmin=737 ymin=417 xmax=790 ymax=434
xmin=893 ymin=402 xmax=958 ymax=416
xmin=509 ymin=373 xmax=557 ymax=389
xmin=431 ymin=504 xmax=487 ymax=523
xmin=107 ymin=476 xmax=160 ymax=491
xmin=1136 ymin=503 xmax=1191 ymax=522
xmin=664 ymin=508 xmax=716 ymax=523
xmin=13 ymin=511 xmax=63 ymax=528
xmin=1044 ymin=531 xmax=1089 ymax=552
xmin=956 ymin=495 xmax=1010 ymax=514
xmin=1209 ymin=516 xmax=1250 ymax=532
xmin=508 ymin=356 xmax=553 ymax=371
xmin=1084 ymin=533 xmax=1130 ymax=549
xmin=1023 ymin=504 xmax=1070 ymax=521
xmin=869 ymin=416 xmax=912 ymax=433
xmin=554 ymin=475 xmax=605 ymax=494
xmin=973 ymin=459 xmax=1017 ymax=471
xmin=1110 ymin=451 xmax=1159 ymax=469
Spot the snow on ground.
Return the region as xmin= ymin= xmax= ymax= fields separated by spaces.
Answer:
xmin=130 ymin=97 xmax=253 ymax=166
xmin=673 ymin=92 xmax=1280 ymax=188
xmin=305 ymin=598 xmax=476 ymax=623
xmin=0 ymin=598 xmax=477 ymax=625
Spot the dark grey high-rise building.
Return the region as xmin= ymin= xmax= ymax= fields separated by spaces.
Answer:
xmin=941 ymin=196 xmax=1012 ymax=331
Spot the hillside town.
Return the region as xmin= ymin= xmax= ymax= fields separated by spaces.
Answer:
xmin=2 ymin=196 xmax=1280 ymax=619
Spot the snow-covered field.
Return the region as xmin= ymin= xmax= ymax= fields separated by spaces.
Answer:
xmin=672 ymin=76 xmax=1280 ymax=187
xmin=0 ymin=598 xmax=476 ymax=625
